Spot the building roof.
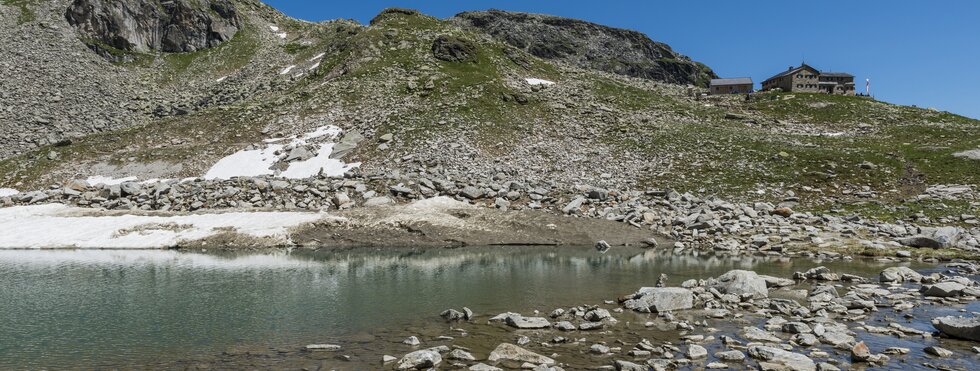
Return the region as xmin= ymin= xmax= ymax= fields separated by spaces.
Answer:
xmin=710 ymin=77 xmax=753 ymax=86
xmin=763 ymin=63 xmax=819 ymax=83
xmin=820 ymin=72 xmax=854 ymax=78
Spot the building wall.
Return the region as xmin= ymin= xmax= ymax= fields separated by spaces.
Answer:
xmin=789 ymin=67 xmax=821 ymax=93
xmin=710 ymin=84 xmax=753 ymax=94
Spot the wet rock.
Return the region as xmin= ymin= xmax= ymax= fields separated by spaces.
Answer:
xmin=383 ymin=355 xmax=397 ymax=363
xmin=850 ymin=341 xmax=871 ymax=362
xmin=782 ymin=322 xmax=812 ymax=334
xmin=686 ymin=344 xmax=707 ymax=359
xmin=595 ymin=240 xmax=611 ymax=253
xmin=305 ymin=344 xmax=341 ymax=351
xmin=469 ymin=363 xmax=502 ymax=371
xmin=921 ymin=281 xmax=966 ymax=297
xmin=463 ymin=307 xmax=474 ymax=320
xmin=397 ymin=349 xmax=442 ymax=370
xmin=506 ymin=316 xmax=551 ymax=329
xmin=613 ymin=360 xmax=647 ymax=371
xmin=714 ymin=270 xmax=769 ymax=298
xmin=441 ymin=309 xmax=465 ymax=321
xmin=715 ymin=350 xmax=745 ymax=362
xmin=487 ymin=343 xmax=555 ymax=365
xmin=924 ymin=346 xmax=952 ymax=357
xmin=879 ymin=266 xmax=923 ymax=283
xmin=933 ymin=316 xmax=980 ymax=342
xmin=555 ymin=321 xmax=576 ymax=331
xmin=742 ymin=326 xmax=782 ymax=343
xmin=622 ymin=287 xmax=694 ymax=312
xmin=448 ymin=348 xmax=476 ymax=361
xmin=579 ymin=322 xmax=605 ymax=331
xmin=747 ymin=346 xmax=815 ymax=371
xmin=402 ymin=336 xmax=421 ymax=346
xmin=590 ymin=343 xmax=610 ymax=354
xmin=584 ymin=308 xmax=611 ymax=322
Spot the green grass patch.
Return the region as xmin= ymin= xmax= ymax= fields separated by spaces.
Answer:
xmin=2 ymin=0 xmax=37 ymax=24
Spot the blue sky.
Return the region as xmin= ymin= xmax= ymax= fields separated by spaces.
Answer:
xmin=265 ymin=1 xmax=980 ymax=119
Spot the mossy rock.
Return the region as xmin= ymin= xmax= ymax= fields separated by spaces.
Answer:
xmin=431 ymin=35 xmax=477 ymax=63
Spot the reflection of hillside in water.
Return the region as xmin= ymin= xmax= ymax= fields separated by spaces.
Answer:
xmin=0 ymin=247 xmax=908 ymax=280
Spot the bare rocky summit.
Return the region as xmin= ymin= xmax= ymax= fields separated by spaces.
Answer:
xmin=451 ymin=9 xmax=717 ymax=86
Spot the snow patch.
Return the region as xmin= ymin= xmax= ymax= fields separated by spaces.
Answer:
xmin=216 ymin=76 xmax=228 ymax=83
xmin=309 ymin=62 xmax=320 ymax=71
xmin=525 ymin=78 xmax=555 ymax=86
xmin=280 ymin=65 xmax=296 ymax=75
xmin=86 ymin=176 xmax=138 ymax=186
xmin=310 ymin=53 xmax=325 ymax=62
xmin=0 ymin=188 xmax=19 ymax=197
xmin=821 ymin=132 xmax=845 ymax=137
xmin=0 ymin=204 xmax=332 ymax=249
xmin=269 ymin=25 xmax=280 ymax=32
xmin=204 ymin=125 xmax=358 ymax=180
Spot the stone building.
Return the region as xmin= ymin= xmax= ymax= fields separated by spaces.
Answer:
xmin=709 ymin=78 xmax=753 ymax=95
xmin=762 ymin=63 xmax=855 ymax=95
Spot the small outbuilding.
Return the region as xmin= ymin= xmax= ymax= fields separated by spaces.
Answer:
xmin=709 ymin=78 xmax=754 ymax=95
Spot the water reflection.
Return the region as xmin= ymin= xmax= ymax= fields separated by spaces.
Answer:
xmin=0 ymin=247 xmax=926 ymax=369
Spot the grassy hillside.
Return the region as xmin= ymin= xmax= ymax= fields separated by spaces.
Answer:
xmin=0 ymin=6 xmax=977 ymax=226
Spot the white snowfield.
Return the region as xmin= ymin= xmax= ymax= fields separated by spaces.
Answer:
xmin=280 ymin=65 xmax=296 ymax=75
xmin=0 ymin=188 xmax=19 ymax=197
xmin=525 ymin=78 xmax=556 ymax=86
xmin=203 ymin=125 xmax=360 ymax=180
xmin=0 ymin=204 xmax=329 ymax=249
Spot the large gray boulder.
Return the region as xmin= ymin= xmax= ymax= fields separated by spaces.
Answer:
xmin=623 ymin=287 xmax=694 ymax=312
xmin=713 ymin=270 xmax=769 ymax=298
xmin=879 ymin=266 xmax=922 ymax=283
xmin=921 ymin=282 xmax=966 ymax=297
xmin=397 ymin=349 xmax=442 ymax=370
xmin=747 ymin=346 xmax=816 ymax=371
xmin=487 ymin=343 xmax=555 ymax=365
xmin=66 ymin=0 xmax=241 ymax=59
xmin=933 ymin=316 xmax=980 ymax=342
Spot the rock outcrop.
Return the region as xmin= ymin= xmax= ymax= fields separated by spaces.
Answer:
xmin=451 ymin=9 xmax=716 ymax=86
xmin=66 ymin=0 xmax=241 ymax=59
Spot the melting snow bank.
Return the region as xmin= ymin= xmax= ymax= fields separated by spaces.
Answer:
xmin=0 ymin=204 xmax=329 ymax=249
xmin=204 ymin=125 xmax=359 ymax=180
xmin=525 ymin=78 xmax=556 ymax=86
xmin=0 ymin=188 xmax=18 ymax=197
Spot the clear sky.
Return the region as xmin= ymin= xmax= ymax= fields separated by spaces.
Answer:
xmin=264 ymin=1 xmax=980 ymax=119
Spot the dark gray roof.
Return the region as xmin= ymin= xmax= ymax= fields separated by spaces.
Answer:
xmin=763 ymin=63 xmax=820 ymax=83
xmin=710 ymin=77 xmax=753 ymax=86
xmin=820 ymin=72 xmax=854 ymax=78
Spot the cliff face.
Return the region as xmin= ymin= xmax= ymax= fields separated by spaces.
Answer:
xmin=451 ymin=10 xmax=716 ymax=87
xmin=65 ymin=0 xmax=241 ymax=57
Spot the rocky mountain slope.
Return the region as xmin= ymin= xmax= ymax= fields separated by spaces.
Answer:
xmin=0 ymin=0 xmax=977 ymax=236
xmin=451 ymin=9 xmax=717 ymax=86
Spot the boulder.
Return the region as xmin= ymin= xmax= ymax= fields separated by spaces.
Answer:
xmin=714 ymin=270 xmax=769 ymax=298
xmin=487 ymin=343 xmax=555 ymax=365
xmin=432 ymin=35 xmax=478 ymax=62
xmin=623 ymin=287 xmax=694 ymax=312
xmin=879 ymin=266 xmax=922 ymax=283
xmin=921 ymin=282 xmax=966 ymax=297
xmin=505 ymin=316 xmax=551 ymax=329
xmin=933 ymin=316 xmax=980 ymax=342
xmin=747 ymin=346 xmax=815 ymax=371
xmin=397 ymin=349 xmax=442 ymax=370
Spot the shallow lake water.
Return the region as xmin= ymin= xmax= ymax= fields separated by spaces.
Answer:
xmin=0 ymin=246 xmax=968 ymax=369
